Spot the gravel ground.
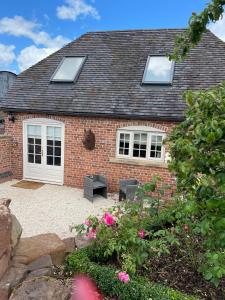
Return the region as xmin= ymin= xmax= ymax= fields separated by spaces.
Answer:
xmin=0 ymin=180 xmax=117 ymax=238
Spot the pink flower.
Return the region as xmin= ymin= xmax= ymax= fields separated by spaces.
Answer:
xmin=104 ymin=212 xmax=116 ymax=226
xmin=71 ymin=275 xmax=103 ymax=300
xmin=138 ymin=229 xmax=145 ymax=239
xmin=98 ymin=218 xmax=103 ymax=224
xmin=87 ymin=228 xmax=97 ymax=239
xmin=84 ymin=219 xmax=92 ymax=227
xmin=118 ymin=271 xmax=130 ymax=283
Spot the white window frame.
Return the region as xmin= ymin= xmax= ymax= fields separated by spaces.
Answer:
xmin=116 ymin=126 xmax=166 ymax=162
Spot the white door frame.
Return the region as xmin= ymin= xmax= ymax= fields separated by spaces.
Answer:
xmin=23 ymin=118 xmax=65 ymax=185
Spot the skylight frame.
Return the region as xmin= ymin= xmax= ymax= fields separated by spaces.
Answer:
xmin=142 ymin=55 xmax=175 ymax=85
xmin=50 ymin=55 xmax=87 ymax=83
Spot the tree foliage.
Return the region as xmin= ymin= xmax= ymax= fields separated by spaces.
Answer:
xmin=168 ymin=83 xmax=225 ymax=286
xmin=170 ymin=0 xmax=225 ymax=61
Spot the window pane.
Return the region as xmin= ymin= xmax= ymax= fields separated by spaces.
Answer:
xmin=35 ymin=139 xmax=41 ymax=145
xmin=125 ymin=134 xmax=130 ymax=141
xmin=27 ymin=125 xmax=41 ymax=137
xmin=28 ymin=138 xmax=34 ymax=144
xmin=28 ymin=154 xmax=34 ymax=163
xmin=140 ymin=150 xmax=146 ymax=158
xmin=54 ymin=157 xmax=61 ymax=166
xmin=55 ymin=140 xmax=61 ymax=147
xmin=118 ymin=133 xmax=130 ymax=156
xmin=119 ymin=148 xmax=123 ymax=155
xmin=120 ymin=141 xmax=124 ymax=148
xmin=143 ymin=56 xmax=174 ymax=83
xmin=47 ymin=156 xmax=53 ymax=165
xmin=156 ymin=152 xmax=161 ymax=158
xmin=35 ymin=155 xmax=41 ymax=164
xmin=54 ymin=128 xmax=61 ymax=140
xmin=28 ymin=144 xmax=34 ymax=154
xmin=47 ymin=140 xmax=53 ymax=146
xmin=132 ymin=133 xmax=147 ymax=158
xmin=150 ymin=135 xmax=163 ymax=159
xmin=52 ymin=57 xmax=85 ymax=81
xmin=55 ymin=147 xmax=61 ymax=156
xmin=124 ymin=148 xmax=129 ymax=155
xmin=35 ymin=145 xmax=41 ymax=154
xmin=47 ymin=146 xmax=53 ymax=156
xmin=150 ymin=151 xmax=156 ymax=158
xmin=133 ymin=149 xmax=139 ymax=157
xmin=47 ymin=127 xmax=54 ymax=138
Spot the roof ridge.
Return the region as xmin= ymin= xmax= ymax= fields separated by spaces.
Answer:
xmin=86 ymin=28 xmax=187 ymax=34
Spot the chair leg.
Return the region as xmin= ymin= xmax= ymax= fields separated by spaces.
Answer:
xmin=119 ymin=190 xmax=122 ymax=201
xmin=119 ymin=190 xmax=126 ymax=201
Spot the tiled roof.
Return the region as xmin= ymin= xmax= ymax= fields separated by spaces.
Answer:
xmin=2 ymin=29 xmax=225 ymax=121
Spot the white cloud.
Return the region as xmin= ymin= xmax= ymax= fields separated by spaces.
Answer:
xmin=0 ymin=43 xmax=15 ymax=66
xmin=0 ymin=16 xmax=70 ymax=48
xmin=0 ymin=16 xmax=71 ymax=72
xmin=17 ymin=45 xmax=58 ymax=72
xmin=57 ymin=0 xmax=100 ymax=21
xmin=208 ymin=13 xmax=225 ymax=42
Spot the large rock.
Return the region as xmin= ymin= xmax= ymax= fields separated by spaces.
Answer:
xmin=13 ymin=233 xmax=66 ymax=265
xmin=27 ymin=255 xmax=53 ymax=272
xmin=0 ymin=199 xmax=11 ymax=207
xmin=9 ymin=277 xmax=71 ymax=300
xmin=0 ymin=201 xmax=12 ymax=280
xmin=63 ymin=237 xmax=76 ymax=253
xmin=0 ymin=264 xmax=28 ymax=299
xmin=75 ymin=235 xmax=92 ymax=249
xmin=26 ymin=267 xmax=52 ymax=279
xmin=11 ymin=215 xmax=22 ymax=249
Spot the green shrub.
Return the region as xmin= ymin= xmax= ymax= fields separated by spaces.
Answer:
xmin=168 ymin=83 xmax=225 ymax=286
xmin=65 ymin=248 xmax=199 ymax=300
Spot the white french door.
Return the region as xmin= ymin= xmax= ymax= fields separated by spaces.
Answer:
xmin=23 ymin=118 xmax=64 ymax=185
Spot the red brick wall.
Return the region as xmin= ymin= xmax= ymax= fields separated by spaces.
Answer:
xmin=0 ymin=135 xmax=12 ymax=183
xmin=5 ymin=113 xmax=177 ymax=191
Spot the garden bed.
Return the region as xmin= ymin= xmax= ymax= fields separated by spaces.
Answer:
xmin=143 ymin=246 xmax=225 ymax=300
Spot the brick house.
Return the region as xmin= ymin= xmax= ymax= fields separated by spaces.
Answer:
xmin=1 ymin=29 xmax=225 ymax=190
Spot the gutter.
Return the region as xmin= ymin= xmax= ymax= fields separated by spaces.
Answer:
xmin=1 ymin=107 xmax=184 ymax=122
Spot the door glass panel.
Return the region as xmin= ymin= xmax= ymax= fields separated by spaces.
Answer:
xmin=28 ymin=154 xmax=34 ymax=163
xmin=46 ymin=126 xmax=62 ymax=166
xmin=27 ymin=125 xmax=42 ymax=164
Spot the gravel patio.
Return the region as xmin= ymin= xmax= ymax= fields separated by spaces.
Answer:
xmin=0 ymin=180 xmax=117 ymax=238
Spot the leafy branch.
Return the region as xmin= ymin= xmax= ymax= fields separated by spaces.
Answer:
xmin=170 ymin=0 xmax=225 ymax=61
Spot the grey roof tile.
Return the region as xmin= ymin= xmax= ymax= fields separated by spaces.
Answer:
xmin=2 ymin=29 xmax=225 ymax=121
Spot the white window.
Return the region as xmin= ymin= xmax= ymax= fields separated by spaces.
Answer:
xmin=142 ymin=56 xmax=175 ymax=84
xmin=116 ymin=127 xmax=165 ymax=161
xmin=51 ymin=56 xmax=86 ymax=82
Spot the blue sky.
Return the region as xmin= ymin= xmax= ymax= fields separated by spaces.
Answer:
xmin=0 ymin=0 xmax=224 ymax=73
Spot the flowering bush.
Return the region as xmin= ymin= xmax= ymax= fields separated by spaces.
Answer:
xmin=118 ymin=271 xmax=130 ymax=283
xmin=75 ymin=205 xmax=150 ymax=274
xmin=73 ymin=176 xmax=175 ymax=275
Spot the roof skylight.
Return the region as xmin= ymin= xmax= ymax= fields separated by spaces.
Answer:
xmin=51 ymin=56 xmax=86 ymax=82
xmin=142 ymin=56 xmax=175 ymax=84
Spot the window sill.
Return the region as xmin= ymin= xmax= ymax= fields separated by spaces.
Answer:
xmin=109 ymin=157 xmax=168 ymax=168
